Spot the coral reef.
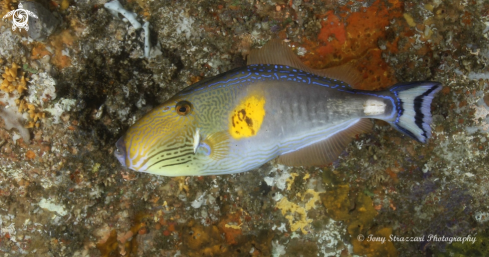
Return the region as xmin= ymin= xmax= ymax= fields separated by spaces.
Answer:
xmin=0 ymin=0 xmax=488 ymax=256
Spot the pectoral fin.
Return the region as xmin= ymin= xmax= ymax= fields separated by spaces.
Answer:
xmin=277 ymin=119 xmax=372 ymax=166
xmin=195 ymin=131 xmax=230 ymax=161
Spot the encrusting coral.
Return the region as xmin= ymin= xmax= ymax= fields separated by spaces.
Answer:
xmin=1 ymin=63 xmax=28 ymax=94
xmin=1 ymin=63 xmax=45 ymax=128
xmin=26 ymin=103 xmax=45 ymax=128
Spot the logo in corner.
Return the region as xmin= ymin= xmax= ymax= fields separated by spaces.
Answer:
xmin=2 ymin=3 xmax=38 ymax=32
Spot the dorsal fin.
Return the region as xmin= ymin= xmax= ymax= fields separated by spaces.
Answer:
xmin=247 ymin=39 xmax=363 ymax=88
xmin=277 ymin=119 xmax=372 ymax=167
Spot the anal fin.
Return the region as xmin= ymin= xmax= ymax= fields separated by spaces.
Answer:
xmin=277 ymin=119 xmax=372 ymax=167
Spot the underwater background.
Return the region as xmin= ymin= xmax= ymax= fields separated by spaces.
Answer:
xmin=0 ymin=0 xmax=489 ymax=256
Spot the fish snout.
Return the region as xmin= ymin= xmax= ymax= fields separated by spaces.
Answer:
xmin=114 ymin=137 xmax=127 ymax=167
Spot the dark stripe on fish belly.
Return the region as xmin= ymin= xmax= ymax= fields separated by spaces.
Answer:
xmin=150 ymin=160 xmax=192 ymax=170
xmin=140 ymin=145 xmax=193 ymax=169
xmin=147 ymin=144 xmax=192 ymax=156
xmin=147 ymin=153 xmax=194 ymax=169
xmin=154 ymin=150 xmax=194 ymax=162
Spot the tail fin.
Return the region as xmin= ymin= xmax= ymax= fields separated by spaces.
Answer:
xmin=388 ymin=81 xmax=442 ymax=143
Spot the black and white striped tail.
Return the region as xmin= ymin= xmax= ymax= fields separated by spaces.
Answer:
xmin=389 ymin=81 xmax=443 ymax=143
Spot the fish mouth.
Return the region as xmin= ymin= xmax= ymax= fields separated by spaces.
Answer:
xmin=114 ymin=137 xmax=127 ymax=167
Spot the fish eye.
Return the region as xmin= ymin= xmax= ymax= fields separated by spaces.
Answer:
xmin=176 ymin=101 xmax=191 ymax=116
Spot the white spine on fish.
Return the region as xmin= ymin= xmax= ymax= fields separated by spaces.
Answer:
xmin=363 ymin=99 xmax=386 ymax=115
xmin=193 ymin=128 xmax=201 ymax=154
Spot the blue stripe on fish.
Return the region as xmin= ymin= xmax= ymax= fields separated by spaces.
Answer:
xmin=180 ymin=65 xmax=347 ymax=97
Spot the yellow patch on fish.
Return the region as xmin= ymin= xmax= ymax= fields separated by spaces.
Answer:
xmin=229 ymin=94 xmax=266 ymax=139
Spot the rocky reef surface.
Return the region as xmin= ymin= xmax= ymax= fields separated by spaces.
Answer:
xmin=0 ymin=0 xmax=488 ymax=256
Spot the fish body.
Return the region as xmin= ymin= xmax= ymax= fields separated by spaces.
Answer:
xmin=115 ymin=40 xmax=442 ymax=176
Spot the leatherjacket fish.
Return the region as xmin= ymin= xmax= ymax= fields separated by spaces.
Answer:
xmin=114 ymin=39 xmax=442 ymax=176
